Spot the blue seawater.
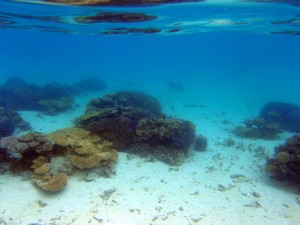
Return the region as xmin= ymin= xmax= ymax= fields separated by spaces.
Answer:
xmin=1 ymin=0 xmax=300 ymax=224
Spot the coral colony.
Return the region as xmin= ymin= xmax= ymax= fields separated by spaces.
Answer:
xmin=1 ymin=77 xmax=300 ymax=192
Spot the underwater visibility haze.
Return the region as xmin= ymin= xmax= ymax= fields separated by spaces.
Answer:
xmin=0 ymin=0 xmax=300 ymax=224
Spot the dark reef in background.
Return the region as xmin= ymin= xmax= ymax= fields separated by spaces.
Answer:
xmin=76 ymin=90 xmax=196 ymax=165
xmin=0 ymin=77 xmax=107 ymax=115
xmin=0 ymin=77 xmax=74 ymax=115
xmin=167 ymin=81 xmax=184 ymax=91
xmin=193 ymin=135 xmax=208 ymax=151
xmin=0 ymin=107 xmax=30 ymax=139
xmin=267 ymin=135 xmax=300 ymax=186
xmin=260 ymin=102 xmax=300 ymax=133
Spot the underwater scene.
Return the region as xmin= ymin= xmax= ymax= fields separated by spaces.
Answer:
xmin=1 ymin=0 xmax=300 ymax=224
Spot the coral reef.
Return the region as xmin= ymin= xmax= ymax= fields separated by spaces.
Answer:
xmin=0 ymin=132 xmax=53 ymax=161
xmin=234 ymin=117 xmax=282 ymax=140
xmin=48 ymin=156 xmax=75 ymax=175
xmin=260 ymin=101 xmax=300 ymax=133
xmin=76 ymin=90 xmax=163 ymax=148
xmin=135 ymin=117 xmax=195 ymax=152
xmin=266 ymin=135 xmax=300 ymax=185
xmin=0 ymin=127 xmax=118 ymax=192
xmin=76 ymin=91 xmax=196 ymax=165
xmin=193 ymin=135 xmax=208 ymax=151
xmin=31 ymin=156 xmax=68 ymax=192
xmin=133 ymin=117 xmax=195 ymax=165
xmin=0 ymin=77 xmax=108 ymax=115
xmin=34 ymin=172 xmax=68 ymax=192
xmin=0 ymin=106 xmax=30 ymax=139
xmin=48 ymin=127 xmax=118 ymax=169
xmin=0 ymin=78 xmax=74 ymax=115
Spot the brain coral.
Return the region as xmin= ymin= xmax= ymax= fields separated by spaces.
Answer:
xmin=48 ymin=127 xmax=118 ymax=169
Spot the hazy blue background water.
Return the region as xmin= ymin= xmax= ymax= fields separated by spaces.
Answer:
xmin=1 ymin=30 xmax=300 ymax=102
xmin=1 ymin=1 xmax=300 ymax=105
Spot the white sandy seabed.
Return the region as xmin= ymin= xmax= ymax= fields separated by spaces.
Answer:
xmin=0 ymin=85 xmax=300 ymax=225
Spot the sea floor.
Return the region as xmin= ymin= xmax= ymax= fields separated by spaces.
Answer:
xmin=1 ymin=82 xmax=300 ymax=225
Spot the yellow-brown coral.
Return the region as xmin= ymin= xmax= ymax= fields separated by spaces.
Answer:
xmin=31 ymin=156 xmax=49 ymax=174
xmin=48 ymin=127 xmax=118 ymax=169
xmin=32 ymin=156 xmax=68 ymax=192
xmin=36 ymin=173 xmax=68 ymax=192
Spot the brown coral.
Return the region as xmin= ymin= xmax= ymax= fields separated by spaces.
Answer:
xmin=48 ymin=127 xmax=118 ymax=169
xmin=31 ymin=156 xmax=49 ymax=174
xmin=266 ymin=135 xmax=300 ymax=185
xmin=36 ymin=173 xmax=68 ymax=192
xmin=31 ymin=156 xmax=68 ymax=192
